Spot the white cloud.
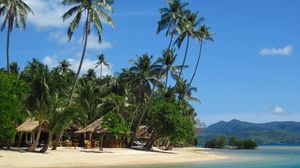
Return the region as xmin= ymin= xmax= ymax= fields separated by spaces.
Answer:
xmin=24 ymin=0 xmax=69 ymax=29
xmin=259 ymin=45 xmax=293 ymax=56
xmin=48 ymin=31 xmax=71 ymax=44
xmin=272 ymin=105 xmax=285 ymax=114
xmin=43 ymin=55 xmax=58 ymax=68
xmin=78 ymin=34 xmax=113 ymax=50
xmin=42 ymin=55 xmax=112 ymax=77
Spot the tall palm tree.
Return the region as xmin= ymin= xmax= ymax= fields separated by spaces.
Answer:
xmin=157 ymin=0 xmax=188 ymax=49
xmin=125 ymin=54 xmax=162 ymax=140
xmin=95 ymin=53 xmax=109 ymax=79
xmin=175 ymin=11 xmax=203 ymax=79
xmin=128 ymin=54 xmax=162 ymax=103
xmin=62 ymin=0 xmax=115 ymax=105
xmin=157 ymin=49 xmax=184 ymax=87
xmin=22 ymin=59 xmax=51 ymax=152
xmin=0 ymin=0 xmax=33 ymax=75
xmin=189 ymin=25 xmax=213 ymax=85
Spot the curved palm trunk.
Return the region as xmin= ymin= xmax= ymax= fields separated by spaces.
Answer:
xmin=6 ymin=27 xmax=10 ymax=75
xmin=51 ymin=131 xmax=63 ymax=150
xmin=40 ymin=132 xmax=52 ymax=153
xmin=68 ymin=11 xmax=90 ymax=106
xmin=28 ymin=124 xmax=42 ymax=152
xmin=189 ymin=40 xmax=203 ymax=85
xmin=178 ymin=35 xmax=190 ymax=79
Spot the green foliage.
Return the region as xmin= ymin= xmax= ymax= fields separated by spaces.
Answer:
xmin=147 ymin=97 xmax=195 ymax=145
xmin=204 ymin=136 xmax=226 ymax=148
xmin=0 ymin=72 xmax=28 ymax=142
xmin=204 ymin=139 xmax=216 ymax=148
xmin=228 ymin=137 xmax=238 ymax=147
xmin=235 ymin=139 xmax=257 ymax=149
xmin=205 ymin=136 xmax=257 ymax=149
xmin=102 ymin=112 xmax=130 ymax=135
xmin=216 ymin=136 xmax=226 ymax=148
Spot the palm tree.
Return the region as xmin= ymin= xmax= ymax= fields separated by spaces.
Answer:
xmin=189 ymin=25 xmax=213 ymax=85
xmin=124 ymin=54 xmax=162 ymax=141
xmin=95 ymin=53 xmax=109 ymax=79
xmin=40 ymin=96 xmax=77 ymax=153
xmin=62 ymin=0 xmax=115 ymax=105
xmin=157 ymin=49 xmax=184 ymax=87
xmin=128 ymin=54 xmax=162 ymax=104
xmin=22 ymin=59 xmax=51 ymax=152
xmin=176 ymin=78 xmax=200 ymax=104
xmin=9 ymin=62 xmax=20 ymax=75
xmin=175 ymin=11 xmax=203 ymax=79
xmin=84 ymin=69 xmax=96 ymax=81
xmin=58 ymin=59 xmax=71 ymax=74
xmin=157 ymin=0 xmax=188 ymax=49
xmin=0 ymin=0 xmax=33 ymax=75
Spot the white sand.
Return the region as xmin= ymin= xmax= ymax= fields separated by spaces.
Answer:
xmin=0 ymin=147 xmax=228 ymax=168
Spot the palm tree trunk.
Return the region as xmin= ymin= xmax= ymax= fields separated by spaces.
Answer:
xmin=167 ymin=33 xmax=174 ymax=49
xmin=40 ymin=132 xmax=52 ymax=153
xmin=178 ymin=35 xmax=190 ymax=79
xmin=145 ymin=131 xmax=157 ymax=150
xmin=189 ymin=40 xmax=203 ymax=85
xmin=165 ymin=68 xmax=169 ymax=88
xmin=28 ymin=124 xmax=42 ymax=152
xmin=100 ymin=64 xmax=102 ymax=79
xmin=68 ymin=10 xmax=90 ymax=105
xmin=52 ymin=131 xmax=63 ymax=150
xmin=6 ymin=27 xmax=10 ymax=75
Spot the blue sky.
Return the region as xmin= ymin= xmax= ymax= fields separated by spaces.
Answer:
xmin=0 ymin=0 xmax=299 ymax=125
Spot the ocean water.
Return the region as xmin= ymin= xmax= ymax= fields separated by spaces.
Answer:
xmin=120 ymin=146 xmax=300 ymax=168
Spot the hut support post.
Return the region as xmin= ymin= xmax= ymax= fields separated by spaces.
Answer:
xmin=30 ymin=132 xmax=33 ymax=143
xmin=18 ymin=132 xmax=23 ymax=147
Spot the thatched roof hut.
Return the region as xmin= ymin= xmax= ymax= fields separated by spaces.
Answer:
xmin=16 ymin=119 xmax=48 ymax=132
xmin=75 ymin=117 xmax=107 ymax=134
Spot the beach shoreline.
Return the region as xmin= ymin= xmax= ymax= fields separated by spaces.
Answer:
xmin=0 ymin=147 xmax=229 ymax=168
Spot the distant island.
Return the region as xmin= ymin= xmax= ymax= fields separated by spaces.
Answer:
xmin=199 ymin=119 xmax=300 ymax=144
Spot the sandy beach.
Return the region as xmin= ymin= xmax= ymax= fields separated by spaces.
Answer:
xmin=0 ymin=147 xmax=228 ymax=168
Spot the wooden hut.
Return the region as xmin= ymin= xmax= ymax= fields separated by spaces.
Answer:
xmin=75 ymin=117 xmax=127 ymax=148
xmin=16 ymin=119 xmax=48 ymax=147
xmin=75 ymin=118 xmax=107 ymax=148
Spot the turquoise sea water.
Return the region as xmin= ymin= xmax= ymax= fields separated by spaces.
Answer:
xmin=119 ymin=146 xmax=300 ymax=168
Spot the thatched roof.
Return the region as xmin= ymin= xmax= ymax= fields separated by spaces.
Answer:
xmin=75 ymin=117 xmax=107 ymax=134
xmin=16 ymin=119 xmax=48 ymax=132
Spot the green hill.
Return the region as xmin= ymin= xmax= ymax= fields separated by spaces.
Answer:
xmin=200 ymin=119 xmax=300 ymax=144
